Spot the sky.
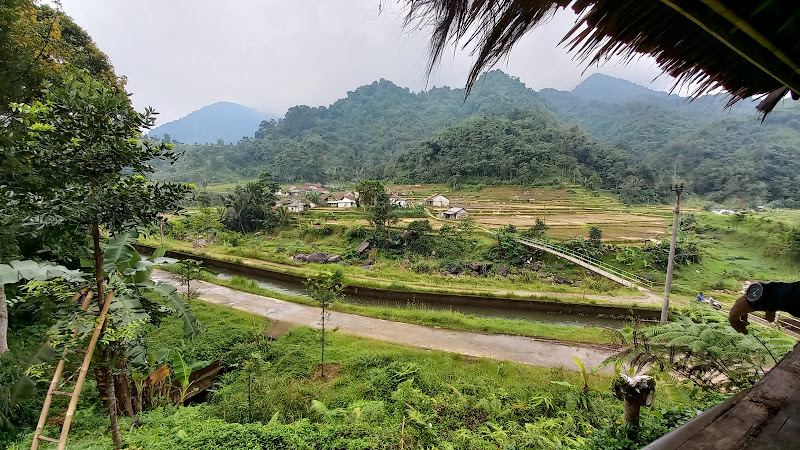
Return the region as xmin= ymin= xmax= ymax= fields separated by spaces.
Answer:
xmin=59 ymin=0 xmax=680 ymax=124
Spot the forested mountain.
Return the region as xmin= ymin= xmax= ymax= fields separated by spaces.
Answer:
xmin=148 ymin=102 xmax=276 ymax=144
xmin=540 ymin=75 xmax=800 ymax=207
xmin=152 ymin=71 xmax=800 ymax=207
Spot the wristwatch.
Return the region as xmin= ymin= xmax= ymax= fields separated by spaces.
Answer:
xmin=745 ymin=282 xmax=764 ymax=308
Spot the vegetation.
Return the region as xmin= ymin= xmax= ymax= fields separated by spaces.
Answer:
xmin=7 ymin=301 xmax=727 ymax=449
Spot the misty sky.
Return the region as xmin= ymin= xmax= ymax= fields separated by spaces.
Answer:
xmin=59 ymin=0 xmax=681 ymax=124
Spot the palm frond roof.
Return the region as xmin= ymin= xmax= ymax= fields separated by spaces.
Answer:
xmin=406 ymin=0 xmax=800 ymax=117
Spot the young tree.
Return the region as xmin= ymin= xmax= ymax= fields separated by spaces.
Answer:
xmin=173 ymin=259 xmax=206 ymax=301
xmin=304 ymin=274 xmax=344 ymax=379
xmin=368 ymin=191 xmax=399 ymax=244
xmin=356 ymin=179 xmax=385 ymax=207
xmin=2 ymin=72 xmax=190 ymax=448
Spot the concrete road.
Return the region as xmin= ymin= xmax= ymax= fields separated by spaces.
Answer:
xmin=153 ymin=270 xmax=617 ymax=370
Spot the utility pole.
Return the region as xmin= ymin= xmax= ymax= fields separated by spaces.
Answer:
xmin=661 ymin=183 xmax=684 ymax=324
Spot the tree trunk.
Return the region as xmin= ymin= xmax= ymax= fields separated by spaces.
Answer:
xmin=104 ymin=363 xmax=122 ymax=449
xmin=0 ymin=286 xmax=8 ymax=354
xmin=623 ymin=397 xmax=644 ymax=426
xmin=92 ymin=213 xmax=121 ymax=449
xmin=114 ymin=357 xmax=135 ymax=417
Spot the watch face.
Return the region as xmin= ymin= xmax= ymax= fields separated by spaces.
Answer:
xmin=747 ymin=283 xmax=763 ymax=302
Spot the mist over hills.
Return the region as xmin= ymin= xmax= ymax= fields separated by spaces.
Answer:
xmin=148 ymin=102 xmax=278 ymax=144
xmin=153 ymin=71 xmax=800 ymax=207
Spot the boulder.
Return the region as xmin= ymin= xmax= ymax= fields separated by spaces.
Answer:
xmin=470 ymin=271 xmax=480 ymax=277
xmin=306 ymin=252 xmax=329 ymax=264
xmin=555 ymin=275 xmax=567 ymax=284
xmin=468 ymin=262 xmax=483 ymax=271
xmin=642 ymin=274 xmax=655 ymax=282
xmin=338 ymin=261 xmax=348 ymax=266
xmin=402 ymin=230 xmax=417 ymax=239
xmin=362 ymin=264 xmax=373 ymax=270
xmin=327 ymin=255 xmax=342 ymax=263
xmin=357 ymin=241 xmax=371 ymax=254
xmin=192 ymin=238 xmax=213 ymax=248
xmin=556 ymin=264 xmax=565 ymax=271
xmin=498 ymin=266 xmax=509 ymax=277
xmin=292 ymin=254 xmax=308 ymax=263
xmin=364 ymin=260 xmax=375 ymax=266
xmin=447 ymin=265 xmax=462 ymax=275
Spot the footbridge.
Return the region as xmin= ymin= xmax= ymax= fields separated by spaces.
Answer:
xmin=517 ymin=238 xmax=655 ymax=289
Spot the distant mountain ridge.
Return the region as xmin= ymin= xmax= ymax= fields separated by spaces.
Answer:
xmin=148 ymin=102 xmax=277 ymax=144
xmin=152 ymin=70 xmax=800 ymax=207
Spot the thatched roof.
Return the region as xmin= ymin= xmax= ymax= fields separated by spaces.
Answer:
xmin=405 ymin=0 xmax=800 ymax=117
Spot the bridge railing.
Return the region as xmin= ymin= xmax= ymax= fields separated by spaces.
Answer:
xmin=518 ymin=238 xmax=655 ymax=288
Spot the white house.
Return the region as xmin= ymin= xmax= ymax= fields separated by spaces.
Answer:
xmin=337 ymin=196 xmax=357 ymax=208
xmin=425 ymin=194 xmax=449 ymax=207
xmin=287 ymin=201 xmax=309 ymax=213
xmin=390 ymin=194 xmax=407 ymax=207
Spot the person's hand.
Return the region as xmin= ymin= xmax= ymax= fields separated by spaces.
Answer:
xmin=729 ymin=295 xmax=754 ymax=334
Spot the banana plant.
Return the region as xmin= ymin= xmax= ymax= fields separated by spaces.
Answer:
xmin=0 ymin=260 xmax=85 ymax=354
xmin=170 ymin=349 xmax=210 ymax=405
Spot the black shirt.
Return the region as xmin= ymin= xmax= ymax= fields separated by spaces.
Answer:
xmin=746 ymin=281 xmax=800 ymax=317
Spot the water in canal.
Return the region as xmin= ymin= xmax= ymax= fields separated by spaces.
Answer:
xmin=212 ymin=268 xmax=625 ymax=329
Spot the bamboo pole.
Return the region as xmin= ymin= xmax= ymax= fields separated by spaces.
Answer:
xmin=31 ymin=290 xmax=93 ymax=450
xmin=57 ymin=291 xmax=114 ymax=450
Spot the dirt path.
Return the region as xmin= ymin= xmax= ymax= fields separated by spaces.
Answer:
xmin=153 ymin=270 xmax=617 ymax=371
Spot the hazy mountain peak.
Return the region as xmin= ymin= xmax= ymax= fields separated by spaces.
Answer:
xmin=571 ymin=73 xmax=670 ymax=103
xmin=149 ymin=102 xmax=277 ymax=144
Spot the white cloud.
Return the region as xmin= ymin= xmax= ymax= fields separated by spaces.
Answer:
xmin=59 ymin=0 xmax=675 ymax=123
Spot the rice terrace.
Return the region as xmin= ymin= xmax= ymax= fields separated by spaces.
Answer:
xmin=3 ymin=1 xmax=800 ymax=449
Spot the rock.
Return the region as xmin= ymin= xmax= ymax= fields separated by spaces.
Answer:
xmin=338 ymin=261 xmax=348 ymax=266
xmin=402 ymin=230 xmax=417 ymax=239
xmin=468 ymin=262 xmax=482 ymax=271
xmin=430 ymin=251 xmax=437 ymax=258
xmin=574 ymin=281 xmax=582 ymax=287
xmin=555 ymin=275 xmax=567 ymax=284
xmin=556 ymin=264 xmax=565 ymax=270
xmin=447 ymin=265 xmax=462 ymax=275
xmin=498 ymin=266 xmax=509 ymax=277
xmin=364 ymin=260 xmax=375 ymax=266
xmin=327 ymin=255 xmax=342 ymax=263
xmin=362 ymin=264 xmax=373 ymax=270
xmin=713 ymin=234 xmax=723 ymax=240
xmin=642 ymin=274 xmax=655 ymax=282
xmin=357 ymin=241 xmax=371 ymax=254
xmin=470 ymin=271 xmax=480 ymax=277
xmin=306 ymin=252 xmax=329 ymax=264
xmin=192 ymin=238 xmax=213 ymax=248
xmin=292 ymin=254 xmax=308 ymax=263
xmin=566 ymin=279 xmax=575 ymax=285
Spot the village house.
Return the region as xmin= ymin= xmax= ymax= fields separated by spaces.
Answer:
xmin=441 ymin=207 xmax=468 ymax=219
xmin=287 ymin=201 xmax=309 ymax=213
xmin=325 ymin=192 xmax=357 ymax=208
xmin=424 ymin=193 xmax=449 ymax=207
xmin=336 ymin=195 xmax=357 ymax=208
xmin=389 ymin=194 xmax=407 ymax=207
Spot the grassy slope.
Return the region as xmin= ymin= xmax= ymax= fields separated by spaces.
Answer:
xmin=11 ymin=302 xmax=715 ymax=450
xmin=669 ymin=211 xmax=800 ymax=306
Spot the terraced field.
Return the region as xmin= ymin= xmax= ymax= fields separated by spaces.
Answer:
xmin=391 ymin=184 xmax=676 ymax=243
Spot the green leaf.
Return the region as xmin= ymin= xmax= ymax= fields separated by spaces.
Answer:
xmin=153 ymin=283 xmax=204 ymax=339
xmin=171 ymin=351 xmax=191 ymax=386
xmin=549 ymin=381 xmax=572 ymax=388
xmin=102 ymin=232 xmax=137 ymax=272
xmin=0 ymin=260 xmax=84 ymax=285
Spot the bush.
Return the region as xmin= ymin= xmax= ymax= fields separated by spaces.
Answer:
xmin=344 ymin=223 xmax=368 ymax=241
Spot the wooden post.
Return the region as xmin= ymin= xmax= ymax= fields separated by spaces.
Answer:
xmin=661 ymin=183 xmax=683 ymax=324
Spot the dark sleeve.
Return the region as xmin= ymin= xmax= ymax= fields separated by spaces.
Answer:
xmin=751 ymin=281 xmax=800 ymax=318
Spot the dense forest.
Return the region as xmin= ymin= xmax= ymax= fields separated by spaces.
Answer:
xmin=152 ymin=71 xmax=800 ymax=207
